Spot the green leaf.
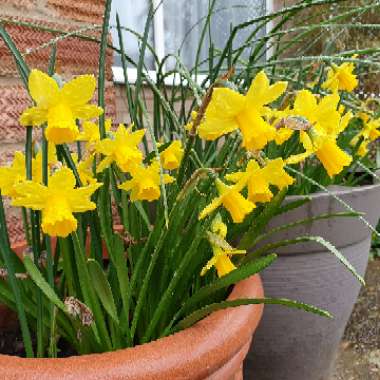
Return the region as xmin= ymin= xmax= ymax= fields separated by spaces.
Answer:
xmin=177 ymin=253 xmax=277 ymax=319
xmin=238 ymin=188 xmax=287 ymax=250
xmin=248 ymin=235 xmax=365 ymax=285
xmin=174 ymin=297 xmax=332 ymax=332
xmin=133 ymin=201 xmax=152 ymax=231
xmin=110 ymin=235 xmax=131 ymax=343
xmin=47 ymin=43 xmax=57 ymax=76
xmin=254 ymin=211 xmax=363 ymax=246
xmin=88 ymin=259 xmax=119 ymax=324
xmin=23 ymin=255 xmax=66 ymax=313
xmin=71 ymin=233 xmax=112 ymax=350
xmin=0 ymin=195 xmax=34 ymax=357
xmin=307 ymin=236 xmax=365 ymax=285
xmin=274 ymin=196 xmax=311 ymax=216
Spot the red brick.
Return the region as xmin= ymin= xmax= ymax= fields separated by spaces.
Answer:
xmin=48 ymin=0 xmax=106 ymax=24
xmin=0 ymin=18 xmax=114 ymax=79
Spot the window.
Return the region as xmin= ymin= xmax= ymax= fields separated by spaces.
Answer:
xmin=110 ymin=0 xmax=267 ymax=83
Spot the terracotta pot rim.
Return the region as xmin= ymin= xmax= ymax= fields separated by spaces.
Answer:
xmin=0 ymin=274 xmax=263 ymax=379
xmin=286 ymin=182 xmax=380 ymax=201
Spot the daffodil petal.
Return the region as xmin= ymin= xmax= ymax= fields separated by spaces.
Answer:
xmin=246 ymin=70 xmax=287 ymax=107
xmin=49 ymin=168 xmax=77 ymax=190
xmin=61 ymin=75 xmax=97 ymax=106
xmin=29 ymin=69 xmax=59 ymax=108
xmin=12 ymin=181 xmax=49 ymax=209
xmin=19 ymin=106 xmax=48 ymax=127
xmin=215 ymin=255 xmax=236 ymax=277
xmin=68 ymin=184 xmax=101 ymax=212
xmin=72 ymin=105 xmax=103 ymax=120
xmin=199 ymin=197 xmax=223 ymax=220
xmin=200 ymin=256 xmax=218 ymax=276
xmin=97 ymin=156 xmax=113 ymax=173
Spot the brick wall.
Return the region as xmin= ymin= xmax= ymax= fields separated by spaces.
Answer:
xmin=0 ymin=0 xmax=116 ymax=243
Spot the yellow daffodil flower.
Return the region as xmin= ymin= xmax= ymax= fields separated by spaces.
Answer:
xmin=286 ymin=90 xmax=352 ymax=177
xmin=225 ymin=158 xmax=294 ymax=203
xmin=322 ymin=62 xmax=358 ymax=93
xmin=267 ymin=108 xmax=295 ymax=145
xmin=351 ymin=115 xmax=380 ymax=157
xmin=160 ymin=141 xmax=184 ymax=170
xmin=77 ymin=155 xmax=97 ymax=185
xmin=198 ymin=71 xmax=287 ymax=150
xmin=266 ymin=158 xmax=295 ymax=189
xmin=96 ymin=124 xmax=145 ymax=173
xmin=119 ymin=160 xmax=174 ymax=202
xmin=11 ymin=167 xmax=101 ymax=237
xmin=199 ymin=178 xmax=255 ymax=223
xmin=71 ymin=154 xmax=97 ymax=185
xmin=0 ymin=152 xmax=31 ymax=197
xmin=275 ymin=127 xmax=294 ymax=145
xmin=78 ymin=119 xmax=112 ymax=150
xmin=184 ymin=111 xmax=198 ymax=132
xmin=0 ymin=146 xmax=58 ymax=197
xmin=201 ymin=215 xmax=246 ymax=277
xmin=20 ymin=70 xmax=103 ymax=145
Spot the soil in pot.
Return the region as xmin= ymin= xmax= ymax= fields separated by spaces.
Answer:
xmin=0 ymin=324 xmax=76 ymax=358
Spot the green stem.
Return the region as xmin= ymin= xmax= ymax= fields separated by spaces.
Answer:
xmin=98 ymin=0 xmax=112 ymax=138
xmin=21 ymin=207 xmax=31 ymax=246
xmin=26 ymin=126 xmax=44 ymax=357
xmin=0 ymin=193 xmax=34 ymax=357
xmin=59 ymin=238 xmax=77 ymax=297
xmin=42 ymin=132 xmax=57 ymax=357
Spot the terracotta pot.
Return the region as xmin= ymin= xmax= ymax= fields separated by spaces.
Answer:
xmin=245 ymin=184 xmax=380 ymax=380
xmin=0 ymin=265 xmax=263 ymax=380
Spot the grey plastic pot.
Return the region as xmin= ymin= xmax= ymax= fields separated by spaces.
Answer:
xmin=244 ymin=183 xmax=380 ymax=380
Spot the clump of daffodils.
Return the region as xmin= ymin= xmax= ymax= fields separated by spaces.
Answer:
xmin=0 ymin=67 xmax=362 ymax=265
xmin=0 ymin=63 xmax=365 ymax=357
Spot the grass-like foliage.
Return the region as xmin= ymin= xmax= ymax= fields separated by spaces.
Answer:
xmin=0 ymin=0 xmax=377 ymax=358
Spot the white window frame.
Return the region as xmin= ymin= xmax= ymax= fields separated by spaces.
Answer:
xmin=265 ymin=0 xmax=274 ymax=60
xmin=112 ymin=0 xmax=273 ymax=85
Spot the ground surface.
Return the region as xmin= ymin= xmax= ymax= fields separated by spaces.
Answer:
xmin=331 ymin=259 xmax=380 ymax=380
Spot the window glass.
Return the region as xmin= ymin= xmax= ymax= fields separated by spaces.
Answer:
xmin=163 ymin=0 xmax=266 ymax=71
xmin=110 ymin=0 xmax=155 ymax=69
xmin=111 ymin=0 xmax=266 ymax=72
